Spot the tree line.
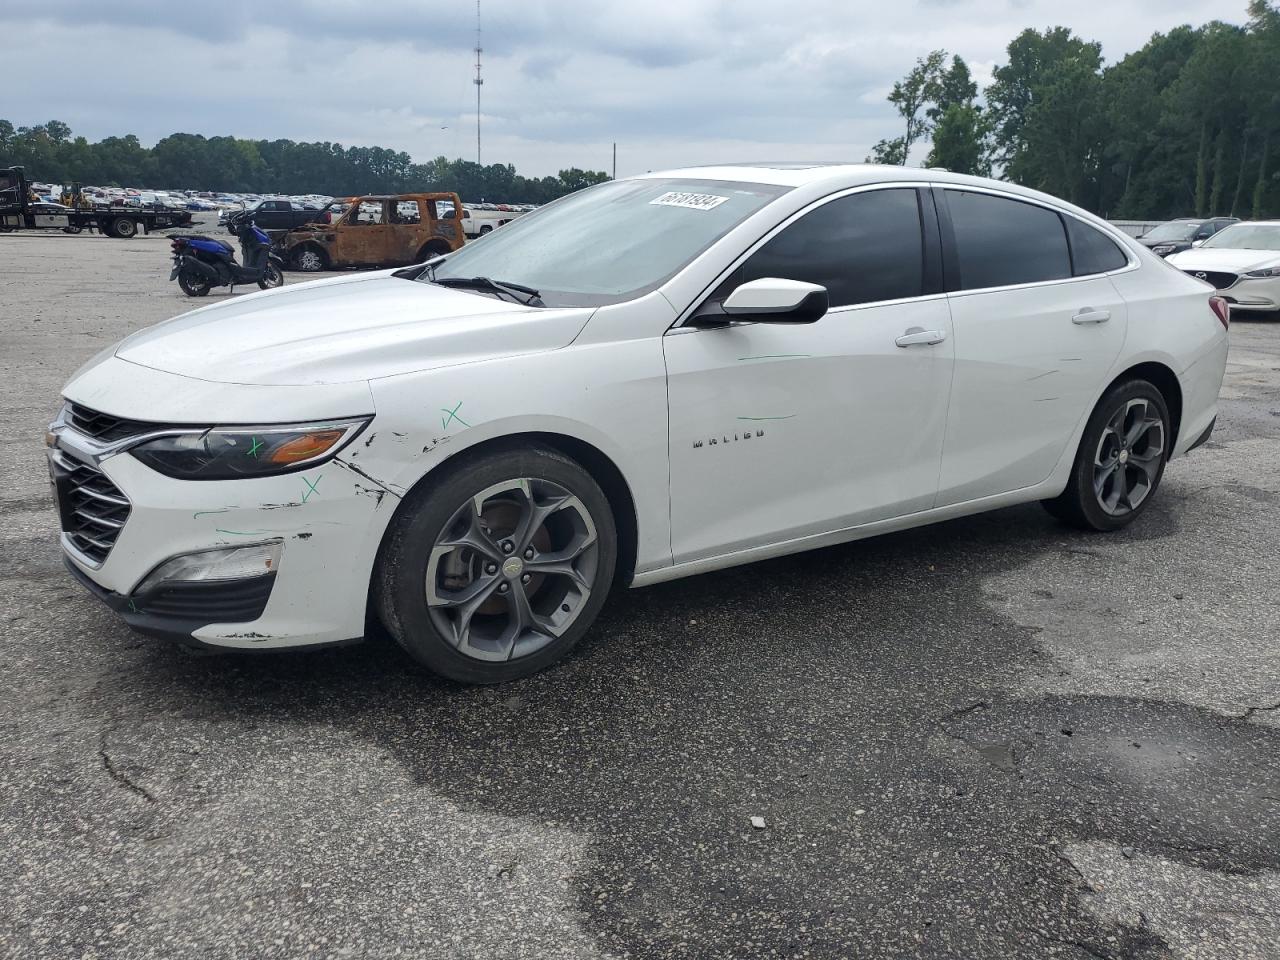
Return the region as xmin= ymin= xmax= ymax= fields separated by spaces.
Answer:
xmin=870 ymin=0 xmax=1280 ymax=219
xmin=0 ymin=121 xmax=609 ymax=204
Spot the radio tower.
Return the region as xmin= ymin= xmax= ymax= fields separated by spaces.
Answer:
xmin=473 ymin=0 xmax=483 ymax=166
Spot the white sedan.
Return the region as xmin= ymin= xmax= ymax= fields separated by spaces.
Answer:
xmin=48 ymin=164 xmax=1229 ymax=683
xmin=1167 ymin=221 xmax=1280 ymax=313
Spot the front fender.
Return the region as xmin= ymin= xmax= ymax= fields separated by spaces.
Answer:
xmin=342 ymin=339 xmax=674 ymax=595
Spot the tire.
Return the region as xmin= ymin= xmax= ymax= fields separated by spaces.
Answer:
xmin=258 ymin=262 xmax=284 ymax=289
xmin=1042 ymin=378 xmax=1171 ymax=531
xmin=111 ymin=217 xmax=137 ymax=239
xmin=63 ymin=225 xmax=82 ymax=234
xmin=375 ymin=444 xmax=617 ymax=683
xmin=478 ymin=225 xmax=493 ymax=235
xmin=291 ymin=246 xmax=327 ymax=272
xmin=178 ymin=267 xmax=212 ymax=297
xmin=417 ymin=243 xmax=449 ymax=263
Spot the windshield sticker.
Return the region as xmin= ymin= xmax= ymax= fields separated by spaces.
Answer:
xmin=650 ymin=192 xmax=729 ymax=211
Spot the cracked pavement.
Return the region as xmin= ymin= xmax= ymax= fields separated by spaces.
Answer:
xmin=1 ymin=232 xmax=1278 ymax=958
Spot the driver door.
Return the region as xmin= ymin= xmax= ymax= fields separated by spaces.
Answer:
xmin=334 ymin=199 xmax=392 ymax=266
xmin=663 ymin=186 xmax=954 ymax=565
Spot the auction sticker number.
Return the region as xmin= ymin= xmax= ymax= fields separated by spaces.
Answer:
xmin=650 ymin=192 xmax=729 ymax=211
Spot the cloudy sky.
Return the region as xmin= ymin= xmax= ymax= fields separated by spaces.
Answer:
xmin=1 ymin=0 xmax=1244 ymax=178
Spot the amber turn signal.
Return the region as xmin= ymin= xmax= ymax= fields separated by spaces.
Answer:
xmin=267 ymin=429 xmax=346 ymax=464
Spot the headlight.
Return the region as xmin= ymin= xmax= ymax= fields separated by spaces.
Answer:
xmin=1152 ymin=244 xmax=1176 ymax=254
xmin=130 ymin=418 xmax=369 ymax=480
xmin=1244 ymin=266 xmax=1280 ymax=278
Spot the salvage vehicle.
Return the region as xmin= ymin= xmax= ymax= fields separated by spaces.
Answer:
xmin=48 ymin=164 xmax=1228 ymax=683
xmin=0 ymin=166 xmax=190 ymax=236
xmin=276 ymin=193 xmax=465 ymax=271
xmin=225 ymin=198 xmax=330 ymax=235
xmin=1167 ymin=220 xmax=1280 ymax=313
xmin=1136 ymin=217 xmax=1238 ymax=257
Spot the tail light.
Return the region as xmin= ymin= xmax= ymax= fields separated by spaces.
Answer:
xmin=1208 ymin=295 xmax=1230 ymax=330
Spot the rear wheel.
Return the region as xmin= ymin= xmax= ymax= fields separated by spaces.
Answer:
xmin=291 ymin=246 xmax=327 ymax=272
xmin=376 ymin=445 xmax=617 ymax=683
xmin=178 ymin=267 xmax=212 ymax=297
xmin=258 ymin=262 xmax=284 ymax=289
xmin=111 ymin=217 xmax=138 ymax=239
xmin=1043 ymin=379 xmax=1170 ymax=531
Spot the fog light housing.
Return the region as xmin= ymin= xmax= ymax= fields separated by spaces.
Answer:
xmin=135 ymin=541 xmax=282 ymax=595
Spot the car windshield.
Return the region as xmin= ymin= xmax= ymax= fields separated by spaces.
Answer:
xmin=1201 ymin=223 xmax=1280 ymax=251
xmin=1143 ymin=221 xmax=1201 ymax=242
xmin=424 ymin=178 xmax=792 ymax=306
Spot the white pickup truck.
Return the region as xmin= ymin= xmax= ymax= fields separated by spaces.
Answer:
xmin=456 ymin=204 xmax=526 ymax=238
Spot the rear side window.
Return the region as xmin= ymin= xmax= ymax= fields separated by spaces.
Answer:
xmin=731 ymin=188 xmax=925 ymax=307
xmin=947 ymin=190 xmax=1071 ymax=290
xmin=1064 ymin=217 xmax=1128 ymax=276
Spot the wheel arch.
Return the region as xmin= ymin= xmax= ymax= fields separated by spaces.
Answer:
xmin=375 ymin=430 xmax=640 ymax=591
xmin=1104 ymin=360 xmax=1184 ymax=452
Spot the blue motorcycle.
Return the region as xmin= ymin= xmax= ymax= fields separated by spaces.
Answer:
xmin=169 ymin=218 xmax=284 ymax=297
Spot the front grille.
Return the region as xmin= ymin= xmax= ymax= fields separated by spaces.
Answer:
xmin=1182 ymin=270 xmax=1238 ymax=290
xmin=50 ymin=450 xmax=131 ymax=564
xmin=64 ymin=401 xmax=153 ymax=443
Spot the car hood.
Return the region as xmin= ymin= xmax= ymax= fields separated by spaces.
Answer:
xmin=1166 ymin=248 xmax=1280 ymax=273
xmin=115 ymin=271 xmax=593 ymax=386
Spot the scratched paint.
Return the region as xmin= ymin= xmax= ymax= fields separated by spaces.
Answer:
xmin=737 ymin=415 xmax=796 ymax=422
xmin=736 ymin=354 xmax=813 ymax=362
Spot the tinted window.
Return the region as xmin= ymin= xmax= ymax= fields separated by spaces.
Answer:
xmin=1065 ymin=217 xmax=1128 ymax=276
xmin=947 ymin=190 xmax=1071 ymax=290
xmin=727 ymin=189 xmax=924 ymax=307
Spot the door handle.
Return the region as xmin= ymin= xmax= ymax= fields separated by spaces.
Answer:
xmin=1071 ymin=308 xmax=1111 ymax=325
xmin=895 ymin=327 xmax=947 ymax=347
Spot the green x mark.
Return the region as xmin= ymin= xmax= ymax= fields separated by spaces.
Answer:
xmin=302 ymin=474 xmax=322 ymax=503
xmin=247 ymin=436 xmax=264 ymax=458
xmin=441 ymin=401 xmax=471 ymax=430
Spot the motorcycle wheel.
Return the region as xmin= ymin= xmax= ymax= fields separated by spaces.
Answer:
xmin=258 ymin=263 xmax=284 ymax=290
xmin=178 ymin=267 xmax=212 ymax=297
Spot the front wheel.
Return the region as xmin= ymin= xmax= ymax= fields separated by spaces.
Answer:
xmin=178 ymin=267 xmax=212 ymax=297
xmin=291 ymin=247 xmax=327 ymax=272
xmin=1043 ymin=379 xmax=1170 ymax=531
xmin=258 ymin=261 xmax=284 ymax=289
xmin=375 ymin=445 xmax=617 ymax=683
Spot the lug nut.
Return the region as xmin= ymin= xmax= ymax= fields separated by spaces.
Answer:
xmin=502 ymin=540 xmax=514 ymax=554
xmin=485 ymin=563 xmax=497 ymax=575
xmin=521 ymin=574 xmax=531 ymax=584
xmin=524 ymin=547 xmax=534 ymax=559
xmin=498 ymin=583 xmax=510 ymax=594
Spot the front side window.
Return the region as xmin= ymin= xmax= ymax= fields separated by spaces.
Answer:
xmin=720 ymin=188 xmax=925 ymax=307
xmin=425 ymin=178 xmax=791 ymax=307
xmin=1065 ymin=217 xmax=1129 ymax=276
xmin=349 ymin=200 xmax=385 ymax=225
xmin=947 ymin=190 xmax=1071 ymax=290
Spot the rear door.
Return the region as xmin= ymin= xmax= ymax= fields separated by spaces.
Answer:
xmin=934 ymin=187 xmax=1130 ymax=506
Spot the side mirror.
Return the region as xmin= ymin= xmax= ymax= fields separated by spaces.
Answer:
xmin=1191 ymin=239 xmax=1206 ymax=248
xmin=721 ymin=278 xmax=828 ymax=323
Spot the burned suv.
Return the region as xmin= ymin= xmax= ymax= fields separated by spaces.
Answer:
xmin=277 ymin=192 xmax=465 ymax=271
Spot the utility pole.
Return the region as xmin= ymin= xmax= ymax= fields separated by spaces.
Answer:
xmin=612 ymin=142 xmax=616 ymax=179
xmin=473 ymin=0 xmax=483 ymax=166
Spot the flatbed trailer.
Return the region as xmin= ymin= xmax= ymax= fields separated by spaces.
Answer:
xmin=0 ymin=166 xmax=192 ymax=238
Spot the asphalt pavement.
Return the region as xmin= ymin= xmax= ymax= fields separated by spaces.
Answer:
xmin=1 ymin=230 xmax=1278 ymax=959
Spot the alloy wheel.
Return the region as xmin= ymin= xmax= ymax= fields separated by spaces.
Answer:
xmin=1093 ymin=397 xmax=1165 ymax=516
xmin=425 ymin=477 xmax=599 ymax=662
xmin=297 ymin=250 xmax=323 ymax=272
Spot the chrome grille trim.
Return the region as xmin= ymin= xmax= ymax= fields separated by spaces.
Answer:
xmin=49 ymin=448 xmax=131 ymax=566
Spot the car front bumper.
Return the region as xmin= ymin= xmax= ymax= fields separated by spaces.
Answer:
xmin=50 ymin=432 xmax=389 ymax=650
xmin=1217 ymin=276 xmax=1280 ymax=312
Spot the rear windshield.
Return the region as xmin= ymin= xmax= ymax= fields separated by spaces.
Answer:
xmin=424 ymin=178 xmax=792 ymax=306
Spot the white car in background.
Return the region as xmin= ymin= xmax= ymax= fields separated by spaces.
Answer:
xmin=48 ymin=164 xmax=1228 ymax=683
xmin=1167 ymin=221 xmax=1280 ymax=314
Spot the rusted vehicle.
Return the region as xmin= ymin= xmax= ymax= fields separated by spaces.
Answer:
xmin=277 ymin=192 xmax=465 ymax=272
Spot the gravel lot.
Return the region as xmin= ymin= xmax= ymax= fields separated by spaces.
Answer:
xmin=1 ymin=229 xmax=1278 ymax=960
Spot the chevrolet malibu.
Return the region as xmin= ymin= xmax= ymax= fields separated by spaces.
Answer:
xmin=48 ymin=164 xmax=1230 ymax=683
